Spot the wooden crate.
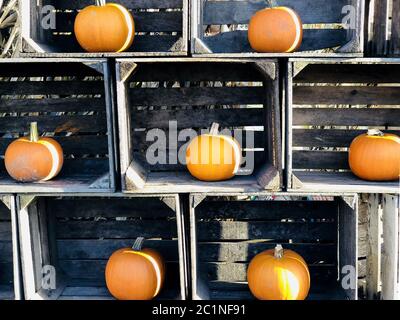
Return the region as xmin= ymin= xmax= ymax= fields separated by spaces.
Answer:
xmin=0 ymin=196 xmax=22 ymax=300
xmin=189 ymin=193 xmax=359 ymax=300
xmin=286 ymin=58 xmax=400 ymax=193
xmin=365 ymin=0 xmax=400 ymax=56
xmin=0 ymin=59 xmax=115 ymax=193
xmin=191 ymin=0 xmax=365 ymax=57
xmin=20 ymin=0 xmax=188 ymax=57
xmin=17 ymin=194 xmax=188 ymax=300
xmin=116 ymin=58 xmax=282 ymax=193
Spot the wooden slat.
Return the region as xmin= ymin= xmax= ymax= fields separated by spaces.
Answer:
xmin=295 ymin=64 xmax=400 ymax=83
xmin=293 ymin=108 xmax=400 ymax=126
xmin=57 ymin=239 xmax=179 ymax=261
xmin=0 ymin=98 xmax=105 ymax=113
xmin=52 ymin=34 xmax=183 ymax=53
xmin=196 ymin=221 xmax=336 ymax=241
xmin=47 ymin=198 xmax=175 ymax=218
xmin=56 ymin=11 xmax=183 ymax=33
xmin=131 ymin=107 xmax=264 ymax=128
xmin=293 ymin=129 xmax=400 ymax=147
xmin=203 ymin=0 xmax=349 ymax=25
xmin=0 ymin=263 xmax=13 ymax=285
xmin=56 ymin=220 xmax=177 ymax=239
xmin=0 ymin=81 xmax=104 ymax=95
xmin=53 ymin=0 xmax=183 ymax=10
xmin=197 ymin=200 xmax=337 ymax=219
xmin=391 ymin=0 xmax=400 ymax=55
xmin=129 ymin=87 xmax=266 ymax=107
xmin=0 ymin=115 xmax=107 ymax=134
xmin=0 ymin=222 xmax=12 ymax=241
xmin=131 ymin=62 xmax=264 ymax=82
xmin=0 ymin=242 xmax=13 ymax=262
xmin=293 ymin=86 xmax=400 ymax=105
xmin=293 ymin=150 xmax=348 ymax=169
xmin=203 ymin=29 xmax=347 ymax=53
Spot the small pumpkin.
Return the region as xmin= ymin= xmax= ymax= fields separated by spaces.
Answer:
xmin=349 ymin=129 xmax=400 ymax=181
xmin=186 ymin=123 xmax=242 ymax=181
xmin=247 ymin=244 xmax=310 ymax=300
xmin=74 ymin=0 xmax=135 ymax=53
xmin=248 ymin=6 xmax=303 ymax=53
xmin=105 ymin=237 xmax=165 ymax=300
xmin=5 ymin=122 xmax=64 ymax=182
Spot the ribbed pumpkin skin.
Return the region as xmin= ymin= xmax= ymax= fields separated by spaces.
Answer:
xmin=105 ymin=248 xmax=165 ymax=300
xmin=74 ymin=4 xmax=135 ymax=52
xmin=186 ymin=134 xmax=241 ymax=181
xmin=248 ymin=7 xmax=303 ymax=53
xmin=5 ymin=137 xmax=64 ymax=182
xmin=247 ymin=249 xmax=310 ymax=300
xmin=349 ymin=133 xmax=400 ymax=181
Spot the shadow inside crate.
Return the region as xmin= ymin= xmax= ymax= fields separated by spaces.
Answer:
xmin=45 ymin=197 xmax=183 ymax=300
xmin=195 ymin=197 xmax=351 ymax=300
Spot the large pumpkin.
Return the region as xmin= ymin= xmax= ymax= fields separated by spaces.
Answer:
xmin=105 ymin=237 xmax=165 ymax=300
xmin=5 ymin=122 xmax=64 ymax=182
xmin=349 ymin=129 xmax=400 ymax=181
xmin=74 ymin=0 xmax=135 ymax=52
xmin=248 ymin=7 xmax=303 ymax=53
xmin=186 ymin=123 xmax=241 ymax=181
xmin=247 ymin=244 xmax=310 ymax=300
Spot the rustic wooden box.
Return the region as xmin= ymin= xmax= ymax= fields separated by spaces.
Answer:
xmin=20 ymin=0 xmax=188 ymax=57
xmin=191 ymin=0 xmax=364 ymax=57
xmin=286 ymin=58 xmax=400 ymax=193
xmin=0 ymin=59 xmax=115 ymax=193
xmin=365 ymin=0 xmax=400 ymax=56
xmin=17 ymin=195 xmax=188 ymax=300
xmin=116 ymin=58 xmax=282 ymax=193
xmin=189 ymin=193 xmax=358 ymax=300
xmin=0 ymin=196 xmax=21 ymax=300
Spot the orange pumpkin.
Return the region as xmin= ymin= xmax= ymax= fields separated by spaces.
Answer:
xmin=74 ymin=1 xmax=135 ymax=52
xmin=248 ymin=7 xmax=303 ymax=53
xmin=349 ymin=129 xmax=400 ymax=181
xmin=247 ymin=244 xmax=310 ymax=300
xmin=186 ymin=123 xmax=241 ymax=181
xmin=5 ymin=122 xmax=64 ymax=182
xmin=105 ymin=237 xmax=165 ymax=300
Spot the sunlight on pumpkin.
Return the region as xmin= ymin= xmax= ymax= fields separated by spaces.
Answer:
xmin=124 ymin=250 xmax=163 ymax=297
xmin=275 ymin=266 xmax=301 ymax=300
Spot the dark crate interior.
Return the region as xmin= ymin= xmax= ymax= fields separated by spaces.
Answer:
xmin=192 ymin=195 xmax=357 ymax=300
xmin=289 ymin=61 xmax=400 ymax=193
xmin=35 ymin=196 xmax=184 ymax=300
xmin=118 ymin=60 xmax=281 ymax=193
xmin=0 ymin=200 xmax=14 ymax=300
xmin=0 ymin=61 xmax=113 ymax=193
xmin=192 ymin=0 xmax=362 ymax=56
xmin=22 ymin=0 xmax=187 ymax=56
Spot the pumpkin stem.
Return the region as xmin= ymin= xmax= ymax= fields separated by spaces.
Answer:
xmin=30 ymin=122 xmax=39 ymax=142
xmin=266 ymin=0 xmax=278 ymax=7
xmin=95 ymin=0 xmax=106 ymax=6
xmin=209 ymin=122 xmax=220 ymax=135
xmin=367 ymin=128 xmax=384 ymax=137
xmin=132 ymin=237 xmax=145 ymax=251
xmin=274 ymin=244 xmax=284 ymax=259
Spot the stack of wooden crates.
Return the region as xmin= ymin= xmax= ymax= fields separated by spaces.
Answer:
xmin=0 ymin=0 xmax=398 ymax=301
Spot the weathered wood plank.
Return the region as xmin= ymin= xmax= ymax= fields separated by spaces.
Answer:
xmin=129 ymin=87 xmax=266 ymax=107
xmin=56 ymin=220 xmax=178 ymax=239
xmin=196 ymin=221 xmax=336 ymax=242
xmin=196 ymin=200 xmax=337 ymax=219
xmin=203 ymin=0 xmax=350 ymax=25
xmin=292 ymin=108 xmax=400 ymax=126
xmin=391 ymin=0 xmax=400 ymax=55
xmin=293 ymin=86 xmax=400 ymax=105
xmin=47 ymin=198 xmax=175 ymax=218
xmin=293 ymin=150 xmax=348 ymax=169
